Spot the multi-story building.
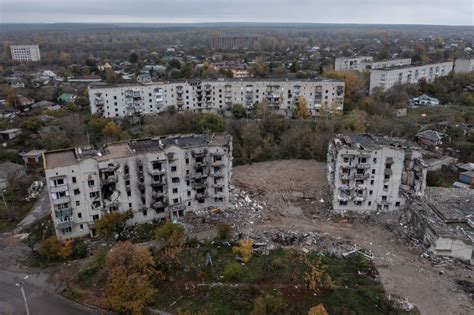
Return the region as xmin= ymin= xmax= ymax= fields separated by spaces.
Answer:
xmin=369 ymin=61 xmax=454 ymax=94
xmin=10 ymin=45 xmax=41 ymax=62
xmin=335 ymin=56 xmax=374 ymax=71
xmin=43 ymin=133 xmax=233 ymax=239
xmin=369 ymin=58 xmax=412 ymax=70
xmin=211 ymin=36 xmax=258 ymax=50
xmin=327 ymin=134 xmax=427 ymax=213
xmin=88 ymin=79 xmax=345 ymax=118
xmin=454 ymin=58 xmax=474 ymax=73
xmin=335 ymin=56 xmax=411 ymax=71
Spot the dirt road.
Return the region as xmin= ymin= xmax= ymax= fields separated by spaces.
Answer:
xmin=233 ymin=160 xmax=474 ymax=315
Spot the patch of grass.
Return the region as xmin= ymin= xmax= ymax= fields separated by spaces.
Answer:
xmin=150 ymin=244 xmax=416 ymax=315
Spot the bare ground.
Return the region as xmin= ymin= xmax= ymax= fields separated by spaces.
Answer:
xmin=232 ymin=160 xmax=474 ymax=315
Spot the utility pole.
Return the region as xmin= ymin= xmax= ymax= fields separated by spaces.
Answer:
xmin=15 ymin=275 xmax=30 ymax=315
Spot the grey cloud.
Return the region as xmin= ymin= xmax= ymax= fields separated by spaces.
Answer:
xmin=0 ymin=0 xmax=472 ymax=25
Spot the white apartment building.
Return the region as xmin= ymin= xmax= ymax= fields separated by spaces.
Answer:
xmin=335 ymin=56 xmax=373 ymax=71
xmin=88 ymin=79 xmax=345 ymax=118
xmin=369 ymin=61 xmax=454 ymax=94
xmin=327 ymin=134 xmax=427 ymax=213
xmin=454 ymin=58 xmax=474 ymax=73
xmin=335 ymin=56 xmax=411 ymax=71
xmin=369 ymin=58 xmax=412 ymax=70
xmin=44 ymin=133 xmax=232 ymax=239
xmin=10 ymin=45 xmax=41 ymax=62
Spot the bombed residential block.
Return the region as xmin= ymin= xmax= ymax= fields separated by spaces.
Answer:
xmin=88 ymin=78 xmax=345 ymax=118
xmin=43 ymin=133 xmax=232 ymax=239
xmin=327 ymin=134 xmax=427 ymax=213
xmin=407 ymin=187 xmax=473 ymax=264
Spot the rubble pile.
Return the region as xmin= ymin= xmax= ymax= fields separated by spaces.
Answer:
xmin=244 ymin=228 xmax=356 ymax=257
xmin=224 ymin=187 xmax=266 ymax=227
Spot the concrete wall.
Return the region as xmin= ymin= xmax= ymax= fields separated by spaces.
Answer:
xmin=454 ymin=59 xmax=474 ymax=73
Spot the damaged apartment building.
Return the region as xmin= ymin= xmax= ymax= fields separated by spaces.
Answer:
xmin=407 ymin=187 xmax=473 ymax=264
xmin=43 ymin=133 xmax=232 ymax=239
xmin=327 ymin=134 xmax=427 ymax=213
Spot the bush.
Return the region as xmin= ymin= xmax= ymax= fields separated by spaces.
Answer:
xmin=232 ymin=240 xmax=253 ymax=263
xmin=251 ymin=292 xmax=287 ymax=315
xmin=217 ymin=223 xmax=231 ymax=240
xmin=155 ymin=221 xmax=185 ymax=247
xmin=223 ymin=262 xmax=244 ymax=281
xmin=71 ymin=240 xmax=88 ymax=259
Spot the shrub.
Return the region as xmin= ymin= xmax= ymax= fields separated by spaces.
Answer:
xmin=71 ymin=240 xmax=88 ymax=259
xmin=155 ymin=221 xmax=185 ymax=247
xmin=217 ymin=223 xmax=231 ymax=240
xmin=251 ymin=292 xmax=287 ymax=315
xmin=223 ymin=262 xmax=244 ymax=281
xmin=232 ymin=240 xmax=253 ymax=263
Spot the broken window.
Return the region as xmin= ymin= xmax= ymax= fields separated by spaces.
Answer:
xmin=339 ymin=200 xmax=347 ymax=206
xmin=88 ymin=179 xmax=95 ymax=187
xmin=172 ymin=177 xmax=180 ymax=183
xmin=381 ymin=196 xmax=387 ymax=201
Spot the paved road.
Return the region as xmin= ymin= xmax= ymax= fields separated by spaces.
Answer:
xmin=16 ymin=189 xmax=51 ymax=232
xmin=0 ymin=269 xmax=98 ymax=315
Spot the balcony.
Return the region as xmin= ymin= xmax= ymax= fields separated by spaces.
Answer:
xmin=192 ymin=182 xmax=207 ymax=190
xmin=52 ymin=196 xmax=70 ymax=205
xmin=211 ymin=171 xmax=224 ymax=178
xmin=194 ymin=172 xmax=208 ymax=180
xmin=99 ymin=163 xmax=119 ymax=172
xmin=57 ymin=220 xmax=75 ymax=229
xmin=151 ymin=201 xmax=166 ymax=210
xmin=101 ymin=175 xmax=118 ymax=185
xmin=152 ymin=191 xmax=165 ymax=198
xmin=195 ymin=192 xmax=208 ymax=200
xmin=339 ymin=173 xmax=350 ymax=180
xmin=193 ymin=152 xmax=207 ymax=159
xmin=353 ymin=173 xmax=369 ymax=180
xmin=357 ymin=163 xmax=371 ymax=169
xmin=353 ymin=195 xmax=366 ymax=202
xmin=151 ymin=178 xmax=166 ymax=186
xmin=194 ymin=162 xmax=207 ymax=168
xmin=150 ymin=169 xmax=166 ymax=176
xmin=51 ymin=185 xmax=69 ymax=194
xmin=55 ymin=208 xmax=73 ymax=218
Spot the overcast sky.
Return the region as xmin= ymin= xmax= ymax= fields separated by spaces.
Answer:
xmin=0 ymin=0 xmax=472 ymax=25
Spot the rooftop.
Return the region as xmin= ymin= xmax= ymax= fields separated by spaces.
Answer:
xmin=44 ymin=133 xmax=231 ymax=169
xmin=333 ymin=133 xmax=420 ymax=151
xmin=88 ymin=77 xmax=344 ymax=89
xmin=371 ymin=60 xmax=453 ymax=72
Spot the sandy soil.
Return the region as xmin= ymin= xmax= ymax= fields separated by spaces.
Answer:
xmin=232 ymin=160 xmax=474 ymax=315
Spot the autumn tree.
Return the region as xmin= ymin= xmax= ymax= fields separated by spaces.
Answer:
xmin=102 ymin=121 xmax=122 ymax=140
xmin=103 ymin=241 xmax=156 ymax=314
xmin=308 ymin=304 xmax=329 ymax=315
xmin=154 ymin=221 xmax=185 ymax=247
xmin=232 ymin=239 xmax=253 ymax=263
xmin=41 ymin=236 xmax=73 ymax=262
xmin=250 ymin=57 xmax=269 ymax=78
xmin=95 ymin=210 xmax=133 ymax=240
xmin=304 ymin=259 xmax=334 ymax=294
xmin=105 ymin=68 xmax=117 ymax=83
xmin=295 ymin=96 xmax=310 ymax=120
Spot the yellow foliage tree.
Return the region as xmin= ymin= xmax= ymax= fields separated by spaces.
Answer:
xmin=41 ymin=236 xmax=73 ymax=261
xmin=304 ymin=259 xmax=334 ymax=294
xmin=295 ymin=96 xmax=310 ymax=120
xmin=103 ymin=241 xmax=156 ymax=314
xmin=232 ymin=239 xmax=253 ymax=263
xmin=59 ymin=239 xmax=74 ymax=258
xmin=102 ymin=121 xmax=122 ymax=140
xmin=308 ymin=304 xmax=329 ymax=315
